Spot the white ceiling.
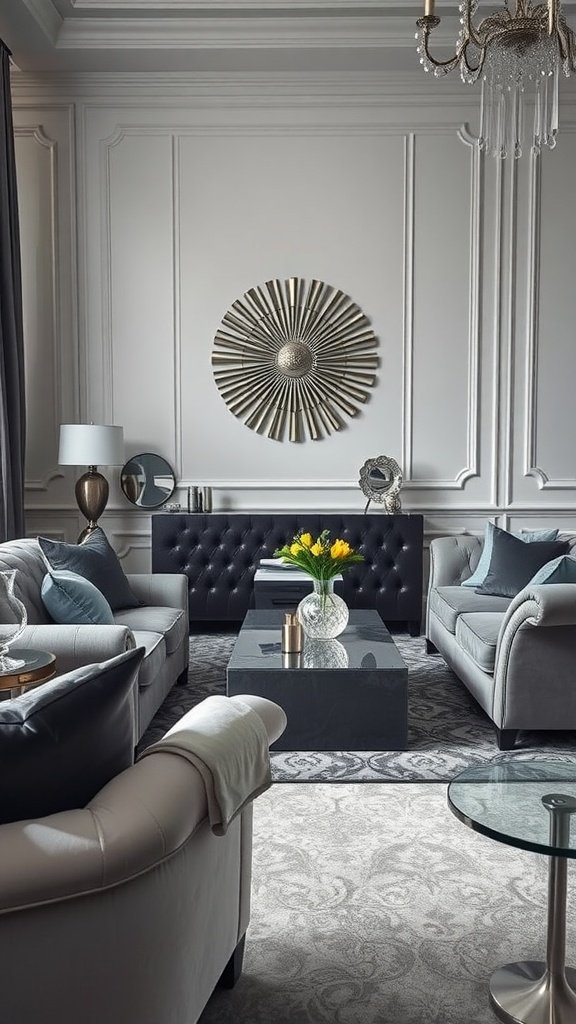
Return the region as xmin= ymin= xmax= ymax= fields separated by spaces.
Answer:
xmin=1 ymin=0 xmax=575 ymax=73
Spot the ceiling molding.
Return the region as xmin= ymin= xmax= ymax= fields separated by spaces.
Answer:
xmin=21 ymin=0 xmax=62 ymax=43
xmin=56 ymin=14 xmax=458 ymax=48
xmin=70 ymin=1 xmax=413 ymax=7
xmin=4 ymin=0 xmax=575 ymax=72
xmin=10 ymin=68 xmax=576 ymax=101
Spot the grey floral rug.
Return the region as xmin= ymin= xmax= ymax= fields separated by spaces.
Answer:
xmin=199 ymin=783 xmax=567 ymax=1024
xmin=137 ymin=633 xmax=576 ymax=781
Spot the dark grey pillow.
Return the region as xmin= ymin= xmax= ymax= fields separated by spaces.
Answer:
xmin=0 ymin=647 xmax=144 ymax=825
xmin=38 ymin=527 xmax=140 ymax=611
xmin=475 ymin=526 xmax=569 ymax=598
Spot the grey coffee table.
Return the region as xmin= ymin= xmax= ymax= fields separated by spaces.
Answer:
xmin=226 ymin=609 xmax=408 ymax=751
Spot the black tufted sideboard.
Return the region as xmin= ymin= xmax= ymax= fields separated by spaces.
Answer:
xmin=152 ymin=512 xmax=423 ymax=634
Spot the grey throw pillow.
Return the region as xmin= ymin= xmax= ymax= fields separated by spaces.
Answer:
xmin=38 ymin=527 xmax=140 ymax=611
xmin=0 ymin=647 xmax=144 ymax=825
xmin=475 ymin=526 xmax=569 ymax=599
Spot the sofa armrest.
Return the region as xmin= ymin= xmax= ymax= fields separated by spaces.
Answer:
xmin=493 ymin=584 xmax=576 ymax=730
xmin=428 ymin=535 xmax=482 ymax=590
xmin=16 ymin=624 xmax=135 ymax=676
xmin=0 ymin=695 xmax=286 ymax=914
xmin=125 ymin=573 xmax=188 ymax=615
xmin=499 ymin=583 xmax=576 ymax=630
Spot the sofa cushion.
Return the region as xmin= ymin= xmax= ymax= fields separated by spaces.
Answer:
xmin=38 ymin=528 xmax=140 ymax=612
xmin=430 ymin=586 xmax=512 ymax=634
xmin=475 ymin=528 xmax=569 ymax=599
xmin=131 ymin=630 xmax=166 ymax=688
xmin=0 ymin=647 xmax=144 ymax=825
xmin=41 ymin=570 xmax=115 ymax=626
xmin=456 ymin=612 xmax=504 ymax=673
xmin=462 ymin=523 xmax=560 ymax=588
xmin=114 ymin=606 xmax=186 ymax=656
xmin=528 ymin=554 xmax=576 ymax=586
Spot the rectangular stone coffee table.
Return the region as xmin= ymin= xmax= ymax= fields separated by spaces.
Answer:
xmin=226 ymin=609 xmax=408 ymax=751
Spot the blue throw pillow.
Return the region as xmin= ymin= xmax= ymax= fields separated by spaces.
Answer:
xmin=474 ymin=527 xmax=569 ymax=599
xmin=528 ymin=555 xmax=576 ymax=586
xmin=462 ymin=523 xmax=560 ymax=588
xmin=38 ymin=527 xmax=139 ymax=611
xmin=41 ymin=570 xmax=115 ymax=625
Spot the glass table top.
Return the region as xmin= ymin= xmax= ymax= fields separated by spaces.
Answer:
xmin=228 ymin=609 xmax=406 ymax=673
xmin=448 ymin=761 xmax=576 ymax=858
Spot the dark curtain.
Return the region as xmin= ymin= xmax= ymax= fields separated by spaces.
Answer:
xmin=0 ymin=41 xmax=25 ymax=542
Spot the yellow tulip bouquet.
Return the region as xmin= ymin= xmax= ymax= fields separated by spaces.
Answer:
xmin=274 ymin=529 xmax=363 ymax=583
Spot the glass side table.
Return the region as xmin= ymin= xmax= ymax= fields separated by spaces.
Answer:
xmin=449 ymin=761 xmax=576 ymax=1024
xmin=0 ymin=649 xmax=56 ymax=698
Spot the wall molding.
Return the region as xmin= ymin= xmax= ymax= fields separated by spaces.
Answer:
xmin=108 ymin=529 xmax=153 ymax=560
xmin=523 ymin=126 xmax=576 ymax=490
xmin=16 ymin=123 xmax=67 ymax=494
xmin=402 ymin=124 xmax=481 ymax=491
xmin=172 ymin=133 xmax=183 ymax=481
xmin=401 ymin=131 xmax=414 ymax=487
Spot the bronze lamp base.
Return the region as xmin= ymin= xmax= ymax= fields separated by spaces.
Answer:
xmin=75 ymin=466 xmax=109 ymax=543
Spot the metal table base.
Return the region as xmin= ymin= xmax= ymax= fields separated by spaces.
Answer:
xmin=490 ymin=794 xmax=576 ymax=1024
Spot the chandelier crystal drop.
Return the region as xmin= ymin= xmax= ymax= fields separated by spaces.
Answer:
xmin=416 ymin=0 xmax=576 ymax=158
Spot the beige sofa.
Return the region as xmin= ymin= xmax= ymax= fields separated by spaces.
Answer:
xmin=426 ymin=533 xmax=576 ymax=749
xmin=0 ymin=693 xmax=286 ymax=1024
xmin=0 ymin=538 xmax=189 ymax=740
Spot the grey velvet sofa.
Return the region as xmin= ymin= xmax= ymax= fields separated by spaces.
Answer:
xmin=0 ymin=538 xmax=189 ymax=740
xmin=426 ymin=533 xmax=576 ymax=749
xmin=0 ymin=693 xmax=287 ymax=1024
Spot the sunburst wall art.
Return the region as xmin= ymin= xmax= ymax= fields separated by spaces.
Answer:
xmin=211 ymin=277 xmax=379 ymax=442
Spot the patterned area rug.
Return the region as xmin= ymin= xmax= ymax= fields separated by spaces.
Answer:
xmin=199 ymin=783 xmax=568 ymax=1024
xmin=137 ymin=633 xmax=576 ymax=781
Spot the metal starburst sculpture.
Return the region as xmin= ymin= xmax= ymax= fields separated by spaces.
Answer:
xmin=212 ymin=278 xmax=379 ymax=442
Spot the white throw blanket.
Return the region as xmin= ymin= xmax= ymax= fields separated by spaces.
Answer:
xmin=139 ymin=696 xmax=272 ymax=835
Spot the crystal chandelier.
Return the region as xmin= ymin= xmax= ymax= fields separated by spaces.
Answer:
xmin=416 ymin=0 xmax=576 ymax=157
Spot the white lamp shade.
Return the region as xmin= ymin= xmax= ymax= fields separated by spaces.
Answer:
xmin=58 ymin=424 xmax=124 ymax=467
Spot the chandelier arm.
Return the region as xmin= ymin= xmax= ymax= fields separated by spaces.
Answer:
xmin=548 ymin=0 xmax=557 ymax=35
xmin=463 ymin=1 xmax=489 ymax=51
xmin=461 ymin=40 xmax=486 ymax=75
xmin=558 ymin=21 xmax=576 ymax=68
xmin=556 ymin=21 xmax=569 ymax=59
xmin=419 ymin=26 xmax=463 ymax=69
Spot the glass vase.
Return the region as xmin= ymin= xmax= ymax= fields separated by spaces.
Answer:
xmin=0 ymin=570 xmax=27 ymax=672
xmin=297 ymin=578 xmax=349 ymax=640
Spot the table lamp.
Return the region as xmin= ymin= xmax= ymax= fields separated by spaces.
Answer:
xmin=58 ymin=424 xmax=124 ymax=543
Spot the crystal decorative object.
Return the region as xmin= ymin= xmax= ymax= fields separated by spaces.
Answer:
xmin=303 ymin=638 xmax=349 ymax=670
xmin=297 ymin=578 xmax=349 ymax=641
xmin=415 ymin=0 xmax=576 ymax=158
xmin=0 ymin=571 xmax=27 ymax=672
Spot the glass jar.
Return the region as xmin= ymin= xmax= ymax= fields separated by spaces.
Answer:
xmin=297 ymin=578 xmax=349 ymax=640
xmin=0 ymin=570 xmax=27 ymax=672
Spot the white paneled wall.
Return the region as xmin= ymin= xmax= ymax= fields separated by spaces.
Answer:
xmin=12 ymin=74 xmax=576 ymax=570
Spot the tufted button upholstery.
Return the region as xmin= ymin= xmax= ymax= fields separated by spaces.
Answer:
xmin=0 ymin=539 xmax=51 ymax=624
xmin=152 ymin=513 xmax=423 ymax=630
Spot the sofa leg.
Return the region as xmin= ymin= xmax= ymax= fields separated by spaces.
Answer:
xmin=218 ymin=935 xmax=245 ymax=990
xmin=409 ymin=620 xmax=421 ymax=637
xmin=176 ymin=666 xmax=189 ymax=687
xmin=495 ymin=728 xmax=518 ymax=751
xmin=425 ymin=639 xmax=438 ymax=655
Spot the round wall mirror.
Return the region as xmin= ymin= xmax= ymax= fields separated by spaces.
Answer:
xmin=120 ymin=453 xmax=176 ymax=509
xmin=358 ymin=455 xmax=402 ymax=514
